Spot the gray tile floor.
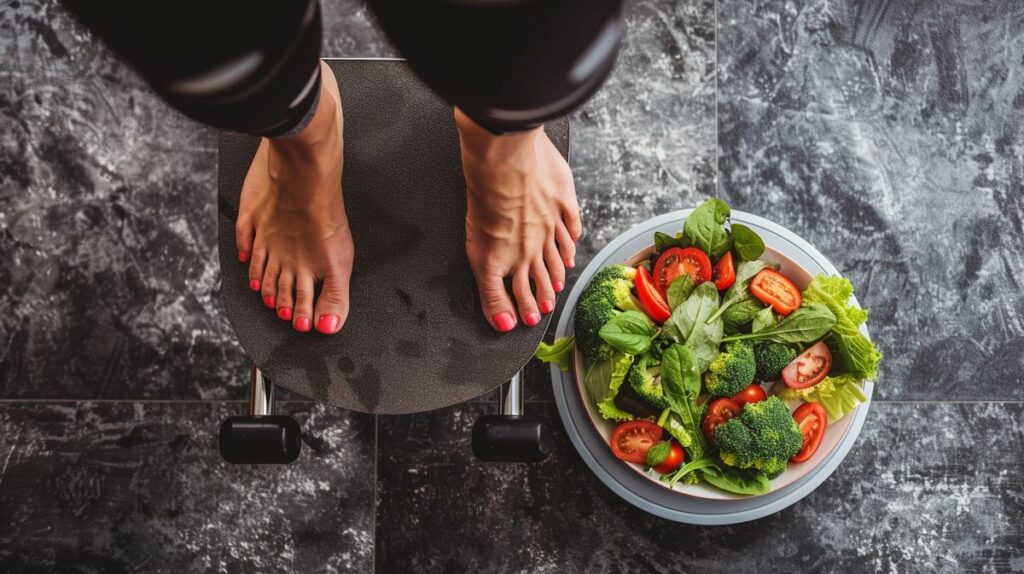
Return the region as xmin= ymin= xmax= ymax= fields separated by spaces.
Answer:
xmin=2 ymin=0 xmax=1022 ymax=572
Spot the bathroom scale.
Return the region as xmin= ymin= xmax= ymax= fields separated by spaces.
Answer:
xmin=217 ymin=58 xmax=570 ymax=417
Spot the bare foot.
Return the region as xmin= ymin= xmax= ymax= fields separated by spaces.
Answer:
xmin=235 ymin=61 xmax=354 ymax=334
xmin=455 ymin=108 xmax=582 ymax=332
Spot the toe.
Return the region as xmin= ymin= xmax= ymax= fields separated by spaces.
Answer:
xmin=235 ymin=217 xmax=254 ymax=264
xmin=314 ymin=271 xmax=351 ymax=334
xmin=247 ymin=241 xmax=268 ymax=292
xmin=544 ymin=241 xmax=566 ymax=295
xmin=276 ymin=272 xmax=295 ymax=321
xmin=531 ymin=259 xmax=556 ymax=316
xmin=235 ymin=140 xmax=267 ymax=263
xmin=512 ymin=267 xmax=541 ymax=328
xmin=555 ymin=225 xmax=577 ymax=270
xmin=293 ymin=273 xmax=315 ymax=332
xmin=260 ymin=260 xmax=280 ymax=310
xmin=475 ymin=267 xmax=518 ymax=332
xmin=561 ymin=194 xmax=582 ymax=243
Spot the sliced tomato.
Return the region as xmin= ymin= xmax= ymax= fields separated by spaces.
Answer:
xmin=653 ymin=247 xmax=711 ymax=298
xmin=634 ymin=266 xmax=671 ymax=323
xmin=750 ymin=268 xmax=802 ymax=316
xmin=652 ymin=441 xmax=686 ymax=474
xmin=791 ymin=402 xmax=827 ymax=463
xmin=712 ymin=251 xmax=736 ymax=291
xmin=702 ymin=397 xmax=742 ymax=444
xmin=782 ymin=341 xmax=832 ymax=389
xmin=731 ymin=383 xmax=767 ymax=408
xmin=610 ymin=420 xmax=663 ymax=464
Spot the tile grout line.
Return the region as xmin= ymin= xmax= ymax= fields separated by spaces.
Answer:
xmin=1 ymin=398 xmax=1023 ymax=405
xmin=713 ymin=0 xmax=719 ymax=199
xmin=371 ymin=413 xmax=379 ymax=574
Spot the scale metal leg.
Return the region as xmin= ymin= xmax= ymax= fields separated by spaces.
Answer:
xmin=471 ymin=370 xmax=552 ymax=463
xmin=219 ymin=366 xmax=302 ymax=464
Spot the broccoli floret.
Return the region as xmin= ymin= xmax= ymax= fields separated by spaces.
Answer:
xmin=625 ymin=355 xmax=668 ymax=409
xmin=704 ymin=341 xmax=756 ymax=396
xmin=754 ymin=342 xmax=797 ymax=381
xmin=574 ymin=265 xmax=638 ymax=360
xmin=715 ymin=396 xmax=803 ymax=479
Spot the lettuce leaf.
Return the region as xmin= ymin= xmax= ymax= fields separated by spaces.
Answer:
xmin=802 ymin=275 xmax=882 ymax=380
xmin=534 ymin=336 xmax=575 ymax=372
xmin=778 ymin=374 xmax=868 ymax=422
xmin=587 ymin=353 xmax=635 ymax=422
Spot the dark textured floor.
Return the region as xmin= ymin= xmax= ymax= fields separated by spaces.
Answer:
xmin=2 ymin=0 xmax=1023 ymax=572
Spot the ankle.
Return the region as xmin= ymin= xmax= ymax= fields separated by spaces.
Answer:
xmin=271 ymin=81 xmax=341 ymax=160
xmin=454 ymin=107 xmax=542 ymax=164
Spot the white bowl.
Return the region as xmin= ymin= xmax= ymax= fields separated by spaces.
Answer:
xmin=572 ymin=245 xmax=855 ymax=499
xmin=551 ymin=209 xmax=874 ymax=523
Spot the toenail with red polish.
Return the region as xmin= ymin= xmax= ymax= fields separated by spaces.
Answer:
xmin=493 ymin=312 xmax=516 ymax=332
xmin=317 ymin=314 xmax=340 ymax=333
xmin=553 ymin=281 xmax=564 ymax=293
xmin=566 ymin=258 xmax=575 ymax=269
xmin=249 ymin=279 xmax=261 ymax=291
xmin=295 ymin=317 xmax=312 ymax=332
xmin=277 ymin=307 xmax=292 ymax=321
xmin=525 ymin=312 xmax=541 ymax=326
xmin=540 ymin=300 xmax=554 ymax=314
xmin=238 ymin=251 xmax=248 ymax=263
xmin=263 ymin=295 xmax=275 ymax=309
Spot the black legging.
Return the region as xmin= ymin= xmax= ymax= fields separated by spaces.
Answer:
xmin=63 ymin=0 xmax=623 ymax=137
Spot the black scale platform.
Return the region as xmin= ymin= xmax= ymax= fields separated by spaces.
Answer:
xmin=218 ymin=59 xmax=569 ymax=414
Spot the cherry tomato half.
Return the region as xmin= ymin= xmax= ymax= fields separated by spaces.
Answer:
xmin=702 ymin=397 xmax=742 ymax=444
xmin=652 ymin=441 xmax=686 ymax=474
xmin=750 ymin=268 xmax=802 ymax=316
xmin=731 ymin=383 xmax=768 ymax=408
xmin=791 ymin=402 xmax=827 ymax=463
xmin=712 ymin=251 xmax=736 ymax=291
xmin=634 ymin=266 xmax=671 ymax=323
xmin=610 ymin=420 xmax=663 ymax=464
xmin=653 ymin=247 xmax=712 ymax=298
xmin=782 ymin=341 xmax=833 ymax=389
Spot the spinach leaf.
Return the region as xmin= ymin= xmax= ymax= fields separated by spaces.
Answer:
xmin=660 ymin=345 xmax=707 ymax=460
xmin=663 ymin=282 xmax=723 ymax=371
xmin=666 ymin=275 xmax=695 ymax=310
xmin=683 ymin=199 xmax=731 ymax=258
xmin=665 ymin=282 xmax=719 ymax=342
xmin=751 ymin=307 xmax=776 ymax=333
xmin=721 ymin=303 xmax=836 ymax=344
xmin=646 ymin=440 xmax=672 ymax=467
xmin=699 ymin=460 xmax=771 ymax=495
xmin=654 ymin=231 xmax=690 ymax=253
xmin=534 ymin=335 xmax=575 ymax=372
xmin=722 ymin=298 xmax=765 ymax=335
xmin=666 ymin=457 xmax=718 ymax=488
xmin=731 ymin=223 xmax=766 ymax=261
xmin=706 ymin=260 xmax=767 ymax=323
xmin=599 ymin=311 xmax=658 ymax=355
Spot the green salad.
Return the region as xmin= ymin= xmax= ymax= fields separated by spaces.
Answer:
xmin=537 ymin=199 xmax=882 ymax=495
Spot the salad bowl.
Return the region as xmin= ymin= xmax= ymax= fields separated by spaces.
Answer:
xmin=550 ymin=209 xmax=876 ymax=524
xmin=572 ymin=244 xmax=860 ymax=500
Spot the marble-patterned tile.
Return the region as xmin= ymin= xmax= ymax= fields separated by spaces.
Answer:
xmin=570 ymin=0 xmax=717 ymax=268
xmin=0 ymin=401 xmax=376 ymax=572
xmin=717 ymin=0 xmax=1024 ymax=400
xmin=0 ymin=0 xmax=391 ymax=400
xmin=375 ymin=401 xmax=1023 ymax=573
xmin=1 ymin=1 xmax=237 ymax=399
